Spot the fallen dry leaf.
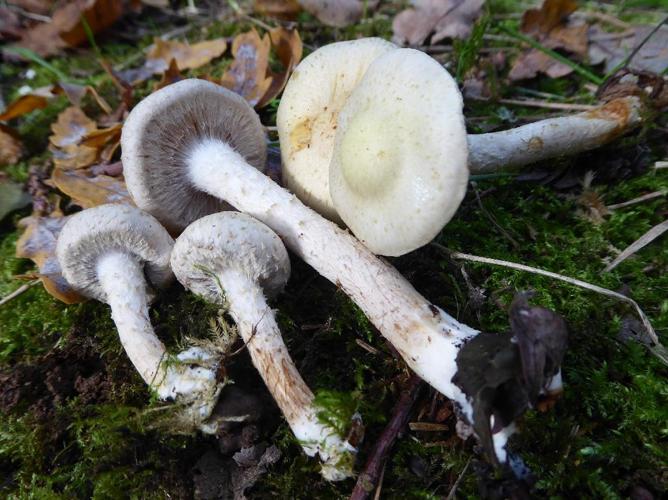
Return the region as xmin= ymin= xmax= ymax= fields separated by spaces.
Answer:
xmin=254 ymin=0 xmax=302 ymax=19
xmin=16 ymin=209 xmax=84 ymax=304
xmin=509 ymin=0 xmax=588 ymax=81
xmin=0 ymin=7 xmax=22 ymax=41
xmin=154 ymin=58 xmax=184 ymax=90
xmin=220 ymin=29 xmax=273 ymax=107
xmin=508 ymin=49 xmax=574 ymax=81
xmin=49 ymin=107 xmax=121 ymax=170
xmin=50 ymin=107 xmax=97 ymax=149
xmin=521 ymin=0 xmax=577 ymax=35
xmin=299 ymin=0 xmax=363 ymax=27
xmin=392 ymin=0 xmax=485 ymax=46
xmin=589 ymin=25 xmax=668 ymax=75
xmin=257 ymin=27 xmax=303 ymax=108
xmin=50 ymin=166 xmax=133 ymax=208
xmin=147 ymin=37 xmax=228 ymax=74
xmin=56 ymin=83 xmax=112 ymax=114
xmin=0 ymin=84 xmax=110 ymax=122
xmin=0 ymin=88 xmax=52 ymax=121
xmin=14 ymin=0 xmax=126 ymax=58
xmin=0 ymin=125 xmax=23 ymax=165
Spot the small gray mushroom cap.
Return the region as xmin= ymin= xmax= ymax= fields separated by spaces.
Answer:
xmin=171 ymin=212 xmax=290 ymax=303
xmin=121 ymin=79 xmax=267 ymax=233
xmin=56 ymin=204 xmax=174 ymax=303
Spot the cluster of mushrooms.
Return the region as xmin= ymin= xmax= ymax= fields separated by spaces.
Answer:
xmin=55 ymin=38 xmax=639 ymax=481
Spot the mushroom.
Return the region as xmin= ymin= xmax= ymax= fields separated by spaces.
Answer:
xmin=329 ymin=48 xmax=468 ymax=256
xmin=277 ymin=37 xmax=642 ymax=236
xmin=56 ymin=204 xmax=222 ymax=423
xmin=277 ymin=37 xmax=396 ymax=221
xmin=120 ymin=79 xmax=533 ymax=465
xmin=171 ymin=211 xmax=356 ymax=481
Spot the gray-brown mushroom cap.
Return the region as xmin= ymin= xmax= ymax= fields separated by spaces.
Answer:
xmin=171 ymin=212 xmax=290 ymax=303
xmin=121 ymin=79 xmax=267 ymax=233
xmin=56 ymin=204 xmax=174 ymax=303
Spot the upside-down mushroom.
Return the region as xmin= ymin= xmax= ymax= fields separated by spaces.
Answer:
xmin=120 ymin=79 xmax=557 ymax=466
xmin=277 ymin=38 xmax=642 ymax=251
xmin=171 ymin=211 xmax=356 ymax=481
xmin=56 ymin=204 xmax=222 ymax=423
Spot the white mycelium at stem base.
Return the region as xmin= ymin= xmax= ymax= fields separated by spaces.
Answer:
xmin=56 ymin=204 xmax=221 ymax=423
xmin=121 ymin=79 xmax=514 ymax=462
xmin=96 ymin=252 xmax=219 ymax=406
xmin=171 ymin=212 xmax=356 ymax=480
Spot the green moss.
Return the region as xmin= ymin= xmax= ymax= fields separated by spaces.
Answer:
xmin=0 ymin=229 xmax=76 ymax=362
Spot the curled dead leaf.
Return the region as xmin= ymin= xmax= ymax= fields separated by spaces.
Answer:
xmin=220 ymin=29 xmax=273 ymax=107
xmin=147 ymin=37 xmax=228 ymax=73
xmin=154 ymin=58 xmax=184 ymax=91
xmin=299 ymin=0 xmax=363 ymax=28
xmin=392 ymin=0 xmax=485 ymax=46
xmin=16 ymin=210 xmax=84 ymax=304
xmin=509 ymin=0 xmax=590 ymax=81
xmin=51 ymin=165 xmax=133 ymax=208
xmin=257 ymin=27 xmax=303 ymax=108
xmin=254 ymin=0 xmax=302 ymax=19
xmin=0 ymin=84 xmax=111 ymax=122
xmin=0 ymin=89 xmax=52 ymax=121
xmin=13 ymin=0 xmax=127 ymax=58
xmin=49 ymin=107 xmax=122 ymax=170
xmin=50 ymin=107 xmax=98 ymax=149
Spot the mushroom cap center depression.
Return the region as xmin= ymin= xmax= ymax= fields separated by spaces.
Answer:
xmin=338 ymin=109 xmax=400 ymax=197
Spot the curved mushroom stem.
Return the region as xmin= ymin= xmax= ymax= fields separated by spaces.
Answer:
xmin=97 ymin=252 xmax=221 ymax=413
xmin=187 ymin=139 xmax=479 ymax=421
xmin=467 ymin=96 xmax=642 ymax=174
xmin=217 ymin=268 xmax=356 ymax=481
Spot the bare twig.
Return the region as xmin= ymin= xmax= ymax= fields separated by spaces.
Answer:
xmin=607 ymin=190 xmax=666 ymax=210
xmin=604 ymin=220 xmax=668 ymax=272
xmin=350 ymin=374 xmax=424 ymax=500
xmin=434 ymin=246 xmax=667 ymax=364
xmin=0 ymin=280 xmax=40 ymax=307
xmin=496 ymin=98 xmax=597 ymax=112
xmin=445 ymin=458 xmax=472 ymax=500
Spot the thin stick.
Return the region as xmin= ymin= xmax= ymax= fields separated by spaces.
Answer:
xmin=607 ymin=190 xmax=666 ymax=210
xmin=349 ymin=374 xmax=424 ymax=500
xmin=435 ymin=247 xmax=665 ymax=361
xmin=603 ymin=220 xmax=668 ymax=272
xmin=0 ymin=279 xmax=40 ymax=307
xmin=496 ymin=98 xmax=596 ymax=112
xmin=445 ymin=458 xmax=472 ymax=500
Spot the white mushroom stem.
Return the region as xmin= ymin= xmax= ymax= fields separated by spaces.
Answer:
xmin=218 ymin=269 xmax=355 ymax=480
xmin=187 ymin=139 xmax=480 ymax=425
xmin=97 ymin=251 xmax=218 ymax=404
xmin=467 ymin=97 xmax=642 ymax=174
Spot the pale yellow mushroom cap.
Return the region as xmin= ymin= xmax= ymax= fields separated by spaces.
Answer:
xmin=276 ymin=38 xmax=396 ymax=220
xmin=330 ymin=48 xmax=469 ymax=257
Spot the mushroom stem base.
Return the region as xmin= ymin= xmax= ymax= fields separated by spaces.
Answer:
xmin=467 ymin=96 xmax=642 ymax=173
xmin=97 ymin=252 xmax=221 ymax=420
xmin=218 ymin=269 xmax=356 ymax=480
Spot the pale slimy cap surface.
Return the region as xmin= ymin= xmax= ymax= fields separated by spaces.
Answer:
xmin=330 ymin=48 xmax=469 ymax=256
xmin=277 ymin=38 xmax=397 ymax=220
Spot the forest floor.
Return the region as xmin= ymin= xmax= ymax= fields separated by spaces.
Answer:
xmin=1 ymin=0 xmax=667 ymax=498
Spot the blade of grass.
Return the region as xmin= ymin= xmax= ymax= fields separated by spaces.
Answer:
xmin=4 ymin=47 xmax=73 ymax=83
xmin=80 ymin=15 xmax=101 ymax=57
xmin=501 ymin=26 xmax=604 ymax=85
xmin=602 ymin=15 xmax=668 ymax=82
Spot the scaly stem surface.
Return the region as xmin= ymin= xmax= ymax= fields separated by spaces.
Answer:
xmin=218 ymin=269 xmax=355 ymax=480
